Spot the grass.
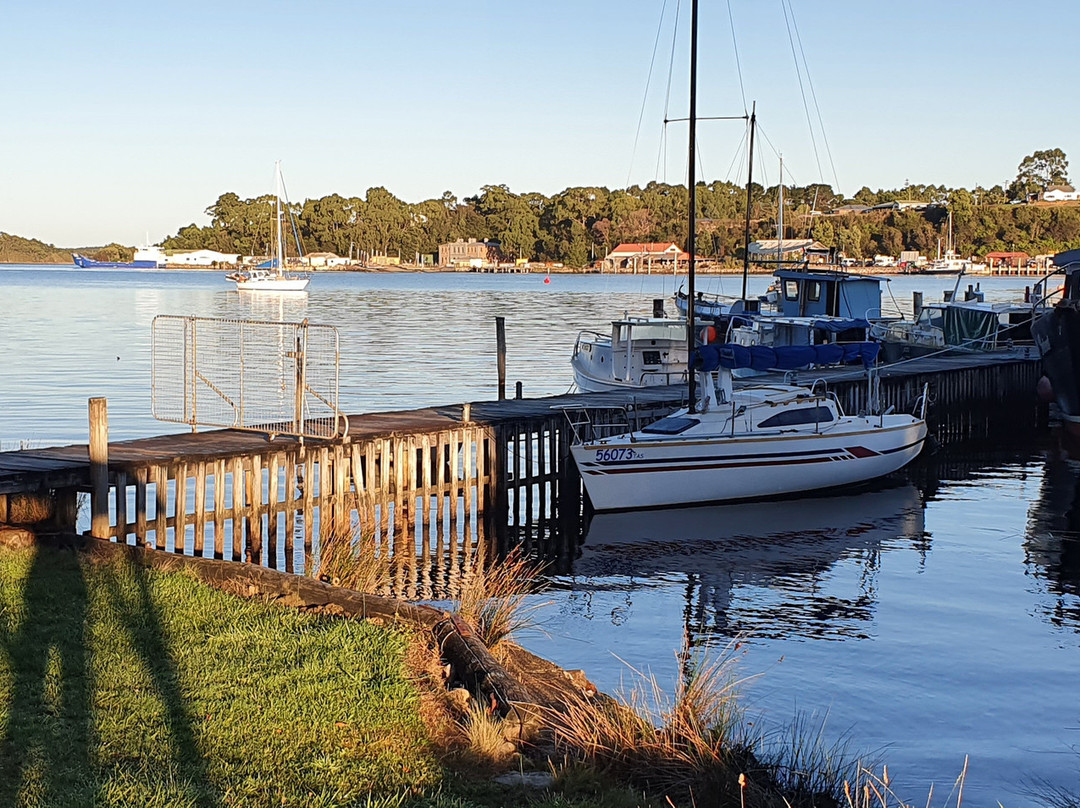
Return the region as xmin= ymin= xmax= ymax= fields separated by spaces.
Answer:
xmin=0 ymin=546 xmax=441 ymax=807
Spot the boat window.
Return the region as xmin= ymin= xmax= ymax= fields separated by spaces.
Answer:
xmin=626 ymin=324 xmax=687 ymax=342
xmin=807 ymin=281 xmax=821 ymax=302
xmin=641 ymin=416 xmax=699 ymax=435
xmin=784 ymin=280 xmax=800 ymax=300
xmin=757 ymin=406 xmax=835 ymax=428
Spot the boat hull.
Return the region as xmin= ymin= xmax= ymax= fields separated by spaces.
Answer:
xmin=234 ymin=277 xmax=310 ymax=292
xmin=571 ymin=418 xmax=927 ymax=511
xmin=72 ymin=253 xmax=159 ymax=269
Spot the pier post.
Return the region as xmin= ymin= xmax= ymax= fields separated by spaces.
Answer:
xmin=89 ymin=397 xmax=110 ymax=539
xmin=496 ymin=317 xmax=507 ymax=400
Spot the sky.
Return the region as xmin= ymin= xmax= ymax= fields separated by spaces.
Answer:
xmin=3 ymin=0 xmax=1078 ymax=247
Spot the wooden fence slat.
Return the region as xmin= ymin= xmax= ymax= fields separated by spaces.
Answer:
xmin=193 ymin=462 xmax=206 ymax=556
xmin=213 ymin=459 xmax=226 ymax=560
xmin=174 ymin=462 xmax=188 ymax=555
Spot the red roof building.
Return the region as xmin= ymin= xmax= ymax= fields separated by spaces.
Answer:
xmin=604 ymin=242 xmax=690 ymax=271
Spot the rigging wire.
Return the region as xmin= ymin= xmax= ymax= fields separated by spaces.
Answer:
xmin=779 ymin=0 xmax=825 ymax=186
xmin=658 ymin=0 xmax=683 ymax=183
xmin=726 ymin=0 xmax=748 ymax=114
xmin=785 ymin=0 xmax=841 ymax=193
xmin=627 ymin=0 xmax=673 ymax=188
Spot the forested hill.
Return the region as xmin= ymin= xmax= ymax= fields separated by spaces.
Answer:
xmin=0 ymin=233 xmax=72 ymax=264
xmin=158 ymin=181 xmax=1080 ymax=268
xmin=0 ymin=234 xmax=137 ymax=265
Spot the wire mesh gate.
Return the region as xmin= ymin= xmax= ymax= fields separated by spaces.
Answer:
xmin=151 ymin=315 xmax=347 ymax=439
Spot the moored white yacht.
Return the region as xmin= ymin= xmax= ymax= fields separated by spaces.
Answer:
xmin=567 ymin=357 xmax=928 ymax=511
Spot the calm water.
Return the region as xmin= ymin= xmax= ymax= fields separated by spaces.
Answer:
xmin=2 ymin=265 xmax=1077 ymax=805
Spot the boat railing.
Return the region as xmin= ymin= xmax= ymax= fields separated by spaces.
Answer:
xmin=639 ymin=369 xmax=689 ymax=386
xmin=572 ymin=330 xmax=607 ymax=355
xmin=556 ymin=404 xmax=641 ymax=444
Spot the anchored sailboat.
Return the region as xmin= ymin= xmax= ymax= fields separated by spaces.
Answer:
xmin=227 ymin=161 xmax=311 ymax=292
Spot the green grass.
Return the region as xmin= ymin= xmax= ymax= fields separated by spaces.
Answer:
xmin=0 ymin=546 xmax=653 ymax=808
xmin=0 ymin=546 xmax=443 ymax=807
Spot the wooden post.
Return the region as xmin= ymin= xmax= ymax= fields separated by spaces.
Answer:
xmin=89 ymin=397 xmax=110 ymax=539
xmin=496 ymin=316 xmax=506 ymax=400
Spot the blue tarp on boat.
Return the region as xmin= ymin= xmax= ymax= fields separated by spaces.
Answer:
xmin=691 ymin=342 xmax=880 ymax=372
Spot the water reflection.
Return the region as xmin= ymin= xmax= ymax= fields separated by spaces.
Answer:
xmin=556 ymin=483 xmax=925 ymax=645
xmin=1026 ymin=457 xmax=1080 ymax=633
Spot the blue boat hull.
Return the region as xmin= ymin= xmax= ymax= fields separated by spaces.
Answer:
xmin=72 ymin=253 xmax=158 ymax=269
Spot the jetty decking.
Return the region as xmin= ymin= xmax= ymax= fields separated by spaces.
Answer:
xmin=0 ymin=350 xmax=1044 ymax=593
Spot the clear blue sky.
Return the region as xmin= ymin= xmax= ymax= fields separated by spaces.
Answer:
xmin=3 ymin=0 xmax=1077 ymax=247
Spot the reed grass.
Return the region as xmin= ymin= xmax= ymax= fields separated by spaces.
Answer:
xmin=453 ymin=547 xmax=546 ymax=648
xmin=313 ymin=511 xmax=393 ymax=593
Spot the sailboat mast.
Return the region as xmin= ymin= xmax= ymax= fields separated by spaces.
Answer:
xmin=274 ymin=161 xmax=285 ymax=278
xmin=741 ymin=103 xmax=756 ymax=301
xmin=687 ymin=0 xmax=699 ymax=413
xmin=777 ymin=154 xmax=784 ymax=268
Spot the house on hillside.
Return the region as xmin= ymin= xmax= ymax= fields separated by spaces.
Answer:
xmin=1041 ymin=184 xmax=1079 ymax=202
xmin=748 ymin=239 xmax=830 ymax=264
xmin=603 ymin=242 xmax=689 ymax=272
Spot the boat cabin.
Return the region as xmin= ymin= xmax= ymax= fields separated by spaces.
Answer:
xmin=773 ymin=269 xmax=884 ymax=320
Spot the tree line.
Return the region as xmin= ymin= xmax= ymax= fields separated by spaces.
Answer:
xmin=153 ymin=149 xmax=1077 ymax=266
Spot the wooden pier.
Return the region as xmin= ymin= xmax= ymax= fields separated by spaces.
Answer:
xmin=0 ymin=350 xmax=1044 ymax=589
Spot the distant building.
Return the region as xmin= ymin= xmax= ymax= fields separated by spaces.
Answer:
xmin=985 ymin=251 xmax=1029 ymax=269
xmin=604 ymin=242 xmax=689 ymax=272
xmin=1041 ymin=184 xmax=1079 ymax=202
xmin=830 ymin=204 xmax=870 ymax=215
xmin=368 ymin=254 xmax=401 ymax=267
xmin=748 ymin=239 xmax=830 ymax=264
xmin=304 ymin=252 xmax=349 ymax=268
xmin=167 ymin=249 xmax=240 ymax=266
xmin=439 ymin=238 xmax=501 ymax=267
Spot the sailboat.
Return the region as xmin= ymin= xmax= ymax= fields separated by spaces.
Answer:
xmin=227 ymin=161 xmax=311 ymax=292
xmin=565 ymin=0 xmax=928 ymax=512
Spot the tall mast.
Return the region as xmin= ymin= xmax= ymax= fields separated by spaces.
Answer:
xmin=741 ymin=103 xmax=757 ymax=301
xmin=687 ymin=0 xmax=699 ymax=413
xmin=274 ymin=161 xmax=285 ymax=278
xmin=777 ymin=154 xmax=784 ymax=269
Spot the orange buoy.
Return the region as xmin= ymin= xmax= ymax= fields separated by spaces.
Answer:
xmin=699 ymin=325 xmax=717 ymax=343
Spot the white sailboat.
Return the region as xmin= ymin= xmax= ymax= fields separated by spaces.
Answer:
xmin=564 ymin=0 xmax=928 ymax=512
xmin=228 ymin=161 xmax=311 ymax=292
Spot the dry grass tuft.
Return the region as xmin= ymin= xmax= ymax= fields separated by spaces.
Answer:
xmin=453 ymin=547 xmax=546 ymax=648
xmin=459 ymin=699 xmax=519 ymax=768
xmin=546 ymin=641 xmax=763 ymax=803
xmin=314 ymin=512 xmax=393 ymax=593
xmin=7 ymin=492 xmax=55 ymax=525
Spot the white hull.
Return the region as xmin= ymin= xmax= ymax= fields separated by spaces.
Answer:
xmin=572 ymin=417 xmax=926 ymax=511
xmin=571 ymin=361 xmax=686 ymax=393
xmin=235 ymin=276 xmax=310 ymax=292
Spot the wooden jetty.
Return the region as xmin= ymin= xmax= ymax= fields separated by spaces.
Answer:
xmin=0 ymin=350 xmax=1044 ymax=590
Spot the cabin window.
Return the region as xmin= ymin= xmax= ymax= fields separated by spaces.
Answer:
xmin=784 ymin=280 xmax=800 ymax=300
xmin=757 ymin=406 xmax=835 ymax=428
xmin=807 ymin=281 xmax=822 ymax=302
xmin=642 ymin=416 xmax=699 ymax=435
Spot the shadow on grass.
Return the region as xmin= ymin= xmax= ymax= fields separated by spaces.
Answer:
xmin=0 ymin=546 xmax=92 ymax=804
xmin=98 ymin=557 xmax=221 ymax=807
xmin=0 ymin=548 xmax=221 ymax=806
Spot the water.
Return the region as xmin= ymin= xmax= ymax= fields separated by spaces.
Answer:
xmin=2 ymin=265 xmax=1076 ymax=804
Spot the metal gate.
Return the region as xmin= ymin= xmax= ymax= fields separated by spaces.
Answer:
xmin=151 ymin=315 xmax=347 ymax=439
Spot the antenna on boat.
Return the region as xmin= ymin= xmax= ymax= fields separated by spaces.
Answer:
xmin=741 ymin=103 xmax=757 ymax=302
xmin=687 ymin=0 xmax=699 ymax=414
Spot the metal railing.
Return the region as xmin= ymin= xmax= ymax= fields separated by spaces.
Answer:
xmin=151 ymin=315 xmax=347 ymax=440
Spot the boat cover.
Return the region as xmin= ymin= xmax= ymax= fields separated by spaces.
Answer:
xmin=1054 ymin=249 xmax=1080 ymax=270
xmin=691 ymin=342 xmax=880 ymax=372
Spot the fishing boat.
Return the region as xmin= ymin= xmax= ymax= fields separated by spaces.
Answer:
xmin=571 ymin=313 xmax=689 ymax=393
xmin=227 ymin=162 xmax=310 ymax=292
xmin=563 ymin=0 xmax=928 ymax=512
